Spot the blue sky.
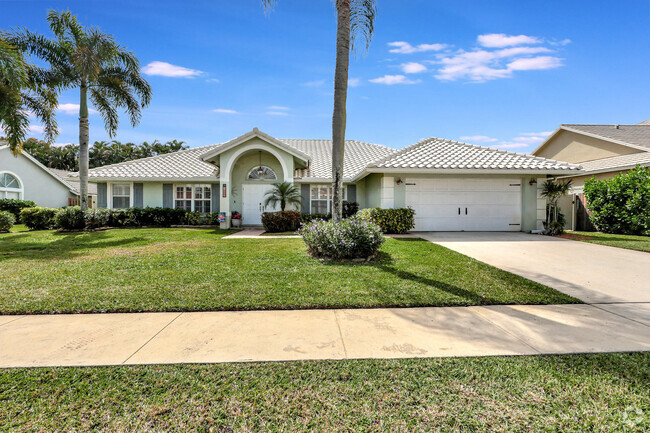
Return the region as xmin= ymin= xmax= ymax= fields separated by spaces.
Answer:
xmin=4 ymin=0 xmax=649 ymax=152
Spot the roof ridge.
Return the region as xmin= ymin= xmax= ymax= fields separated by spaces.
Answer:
xmin=367 ymin=136 xmax=434 ymax=167
xmin=280 ymin=138 xmax=395 ymax=152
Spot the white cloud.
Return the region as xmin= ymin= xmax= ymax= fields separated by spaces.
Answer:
xmin=494 ymin=142 xmax=530 ymax=149
xmin=495 ymin=131 xmax=554 ymax=150
xmin=401 ymin=62 xmax=427 ymax=74
xmin=58 ymin=103 xmax=98 ymax=115
xmin=369 ymin=74 xmax=421 ymax=85
xmin=27 ymin=125 xmax=45 ymax=134
xmin=459 ymin=135 xmax=498 ymax=143
xmin=212 ymin=108 xmax=238 ymax=114
xmin=348 ymin=78 xmax=361 ymax=87
xmin=302 ymin=79 xmax=325 ymax=87
xmin=477 ymin=33 xmax=542 ymax=48
xmin=267 ymin=106 xmax=289 ymax=111
xmin=388 ymin=41 xmax=447 ymax=54
xmin=142 ymin=61 xmax=203 ymax=78
xmin=266 ymin=111 xmax=289 ymax=116
xmin=205 ymin=78 xmax=220 ymax=83
xmin=507 ymin=56 xmax=563 ymax=71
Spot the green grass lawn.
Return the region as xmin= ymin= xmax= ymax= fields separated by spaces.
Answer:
xmin=1 ymin=353 xmax=647 ymax=431
xmin=0 ymin=227 xmax=578 ymax=314
xmin=565 ymin=231 xmax=650 ymax=253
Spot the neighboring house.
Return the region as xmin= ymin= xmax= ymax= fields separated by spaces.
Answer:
xmin=532 ymin=121 xmax=650 ymax=230
xmin=0 ymin=143 xmax=79 ymax=208
xmin=88 ymin=128 xmax=579 ymax=231
xmin=50 ymin=169 xmax=98 ymax=208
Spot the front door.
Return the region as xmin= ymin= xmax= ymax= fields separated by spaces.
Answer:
xmin=242 ymin=184 xmax=279 ymax=225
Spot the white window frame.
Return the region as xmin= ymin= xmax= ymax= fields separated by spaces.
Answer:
xmin=107 ymin=182 xmax=133 ymax=209
xmin=309 ymin=184 xmax=346 ymax=214
xmin=247 ymin=166 xmax=277 ymax=181
xmin=173 ymin=184 xmax=212 ymax=213
xmin=0 ymin=171 xmax=23 ymax=200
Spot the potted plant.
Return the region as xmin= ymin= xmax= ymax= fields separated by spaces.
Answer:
xmin=231 ymin=211 xmax=242 ymax=228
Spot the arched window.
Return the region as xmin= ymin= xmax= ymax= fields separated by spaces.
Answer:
xmin=247 ymin=166 xmax=277 ymax=180
xmin=0 ymin=172 xmax=22 ymax=200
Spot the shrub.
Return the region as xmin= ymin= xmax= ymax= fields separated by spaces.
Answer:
xmin=357 ymin=207 xmax=415 ymax=234
xmin=262 ymin=210 xmax=302 ymax=232
xmin=184 ymin=211 xmax=203 ymax=225
xmin=584 ymin=166 xmax=650 ymax=235
xmin=0 ymin=210 xmax=15 ymax=232
xmin=300 ymin=212 xmax=331 ymax=224
xmin=208 ymin=211 xmax=222 ymax=225
xmin=54 ymin=206 xmax=86 ymax=231
xmin=20 ymin=207 xmax=58 ymax=230
xmin=0 ymin=199 xmax=36 ymax=220
xmin=342 ymin=201 xmax=359 ymax=219
xmin=298 ymin=216 xmax=384 ymax=260
xmin=85 ymin=208 xmax=112 ymax=229
xmin=139 ymin=207 xmax=186 ymax=227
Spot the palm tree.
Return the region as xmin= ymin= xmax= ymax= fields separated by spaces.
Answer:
xmin=11 ymin=10 xmax=152 ymax=209
xmin=261 ymin=0 xmax=376 ymax=221
xmin=0 ymin=33 xmax=58 ymax=154
xmin=541 ymin=179 xmax=573 ymax=225
xmin=263 ymin=182 xmax=302 ymax=212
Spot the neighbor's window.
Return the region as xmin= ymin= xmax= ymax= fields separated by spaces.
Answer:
xmin=112 ymin=183 xmax=131 ymax=209
xmin=310 ymin=185 xmax=346 ymax=214
xmin=0 ymin=172 xmax=22 ymax=199
xmin=174 ymin=184 xmax=211 ymax=213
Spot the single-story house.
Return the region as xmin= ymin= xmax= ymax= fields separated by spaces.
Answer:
xmin=532 ymin=121 xmax=650 ymax=230
xmin=87 ymin=128 xmax=581 ymax=231
xmin=50 ymin=169 xmax=98 ymax=208
xmin=0 ymin=143 xmax=79 ymax=208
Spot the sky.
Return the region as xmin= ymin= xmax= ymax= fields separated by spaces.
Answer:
xmin=3 ymin=0 xmax=649 ymax=153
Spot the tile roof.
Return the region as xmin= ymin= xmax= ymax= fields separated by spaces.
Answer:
xmin=368 ymin=137 xmax=581 ymax=172
xmin=574 ymin=152 xmax=650 ymax=174
xmin=50 ymin=169 xmax=98 ymax=195
xmin=561 ymin=124 xmax=650 ymax=150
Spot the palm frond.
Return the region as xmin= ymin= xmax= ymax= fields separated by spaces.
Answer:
xmin=89 ymin=87 xmax=120 ymax=137
xmin=350 ymin=0 xmax=376 ymax=53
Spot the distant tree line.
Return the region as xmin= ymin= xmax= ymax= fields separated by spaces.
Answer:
xmin=18 ymin=138 xmax=188 ymax=171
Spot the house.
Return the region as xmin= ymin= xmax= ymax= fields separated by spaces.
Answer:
xmin=0 ymin=143 xmax=79 ymax=208
xmin=50 ymin=169 xmax=99 ymax=208
xmin=87 ymin=128 xmax=580 ymax=231
xmin=532 ymin=121 xmax=650 ymax=230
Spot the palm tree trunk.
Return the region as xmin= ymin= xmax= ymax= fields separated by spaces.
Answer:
xmin=331 ymin=0 xmax=351 ymax=222
xmin=78 ymin=81 xmax=89 ymax=210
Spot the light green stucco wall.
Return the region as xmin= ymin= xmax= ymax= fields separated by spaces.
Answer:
xmin=228 ymin=149 xmax=286 ymax=213
xmin=142 ymin=182 xmax=163 ymax=208
xmin=364 ymin=173 xmax=382 ymax=208
xmin=521 ymin=177 xmax=539 ymax=232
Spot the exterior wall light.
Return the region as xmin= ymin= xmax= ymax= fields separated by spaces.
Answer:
xmin=222 ymin=184 xmax=227 ymax=198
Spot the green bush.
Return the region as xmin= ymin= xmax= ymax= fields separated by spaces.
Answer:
xmin=0 ymin=199 xmax=36 ymax=220
xmin=300 ymin=212 xmax=331 ymax=224
xmin=0 ymin=210 xmax=15 ymax=232
xmin=262 ymin=210 xmax=302 ymax=232
xmin=54 ymin=207 xmax=86 ymax=231
xmin=298 ymin=216 xmax=384 ymax=260
xmin=584 ymin=166 xmax=650 ymax=235
xmin=184 ymin=211 xmax=203 ymax=225
xmin=357 ymin=207 xmax=415 ymax=234
xmin=85 ymin=208 xmax=112 ymax=229
xmin=20 ymin=207 xmax=58 ymax=230
xmin=342 ymin=201 xmax=359 ymax=218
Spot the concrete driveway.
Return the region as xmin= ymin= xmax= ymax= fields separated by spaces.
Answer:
xmin=420 ymin=232 xmax=650 ymax=307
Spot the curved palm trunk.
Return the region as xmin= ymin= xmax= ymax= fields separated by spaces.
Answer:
xmin=78 ymin=81 xmax=89 ymax=210
xmin=331 ymin=0 xmax=351 ymax=222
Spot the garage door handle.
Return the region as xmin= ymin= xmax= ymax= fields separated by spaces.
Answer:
xmin=458 ymin=207 xmax=460 ymax=215
xmin=465 ymin=207 xmax=468 ymax=215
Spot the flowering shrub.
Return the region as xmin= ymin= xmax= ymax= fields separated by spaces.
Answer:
xmin=20 ymin=206 xmax=58 ymax=230
xmin=262 ymin=210 xmax=302 ymax=232
xmin=54 ymin=206 xmax=86 ymax=231
xmin=298 ymin=216 xmax=384 ymax=260
xmin=0 ymin=210 xmax=15 ymax=232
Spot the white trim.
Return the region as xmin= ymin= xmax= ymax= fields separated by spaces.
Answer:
xmin=172 ymin=183 xmax=212 ymax=213
xmin=556 ymin=161 xmax=650 ymax=178
xmin=532 ymin=125 xmax=650 ymax=155
xmin=247 ymin=165 xmax=277 ymax=180
xmin=309 ymin=184 xmax=347 ymax=214
xmin=107 ymin=181 xmax=133 ymax=209
xmin=363 ymin=167 xmax=582 ymax=176
xmin=0 ymin=145 xmax=78 ymax=194
xmin=223 ymin=143 xmax=292 ymax=182
xmin=0 ymin=170 xmax=24 ymax=200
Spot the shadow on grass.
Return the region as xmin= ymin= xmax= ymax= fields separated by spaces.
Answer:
xmin=0 ymin=231 xmax=147 ymax=262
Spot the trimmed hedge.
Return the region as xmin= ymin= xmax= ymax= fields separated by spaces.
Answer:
xmin=298 ymin=216 xmax=385 ymax=260
xmin=0 ymin=210 xmax=15 ymax=232
xmin=20 ymin=207 xmax=58 ymax=230
xmin=85 ymin=208 xmax=112 ymax=230
xmin=357 ymin=207 xmax=415 ymax=234
xmin=262 ymin=210 xmax=302 ymax=232
xmin=54 ymin=207 xmax=86 ymax=231
xmin=583 ymin=166 xmax=650 ymax=235
xmin=0 ymin=198 xmax=36 ymax=220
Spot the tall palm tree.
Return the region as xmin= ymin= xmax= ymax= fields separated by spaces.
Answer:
xmin=263 ymin=181 xmax=302 ymax=211
xmin=0 ymin=33 xmax=58 ymax=154
xmin=11 ymin=10 xmax=152 ymax=209
xmin=261 ymin=0 xmax=376 ymax=221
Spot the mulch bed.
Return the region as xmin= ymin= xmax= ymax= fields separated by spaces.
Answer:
xmin=556 ymin=233 xmax=597 ymax=241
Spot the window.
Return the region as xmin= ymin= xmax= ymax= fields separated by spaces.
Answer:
xmin=112 ymin=184 xmax=131 ymax=209
xmin=247 ymin=166 xmax=277 ymax=180
xmin=310 ymin=185 xmax=346 ymax=214
xmin=174 ymin=184 xmax=211 ymax=213
xmin=0 ymin=172 xmax=22 ymax=199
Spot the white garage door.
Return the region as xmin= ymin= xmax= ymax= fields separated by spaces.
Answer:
xmin=405 ymin=177 xmax=522 ymax=231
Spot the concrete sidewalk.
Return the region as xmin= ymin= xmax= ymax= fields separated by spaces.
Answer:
xmin=1 ymin=303 xmax=648 ymax=368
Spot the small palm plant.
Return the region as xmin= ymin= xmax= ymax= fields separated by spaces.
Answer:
xmin=541 ymin=178 xmax=573 ymax=230
xmin=263 ymin=182 xmax=302 ymax=212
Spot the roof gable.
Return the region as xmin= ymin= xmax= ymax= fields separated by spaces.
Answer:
xmin=533 ymin=124 xmax=650 ymax=155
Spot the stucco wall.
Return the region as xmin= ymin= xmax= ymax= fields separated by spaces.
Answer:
xmin=228 ymin=149 xmax=286 ymax=213
xmin=535 ymin=130 xmax=641 ymax=163
xmin=0 ymin=147 xmax=75 ymax=207
xmin=364 ymin=173 xmax=382 ymax=208
xmin=142 ymin=182 xmax=163 ymax=208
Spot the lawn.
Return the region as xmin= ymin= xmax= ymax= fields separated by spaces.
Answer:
xmin=1 ymin=353 xmax=647 ymax=431
xmin=563 ymin=231 xmax=650 ymax=253
xmin=0 ymin=227 xmax=578 ymax=314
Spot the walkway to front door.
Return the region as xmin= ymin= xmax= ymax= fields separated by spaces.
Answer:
xmin=241 ymin=184 xmax=279 ymax=225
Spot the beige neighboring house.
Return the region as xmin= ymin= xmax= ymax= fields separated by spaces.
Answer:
xmin=532 ymin=121 xmax=650 ymax=231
